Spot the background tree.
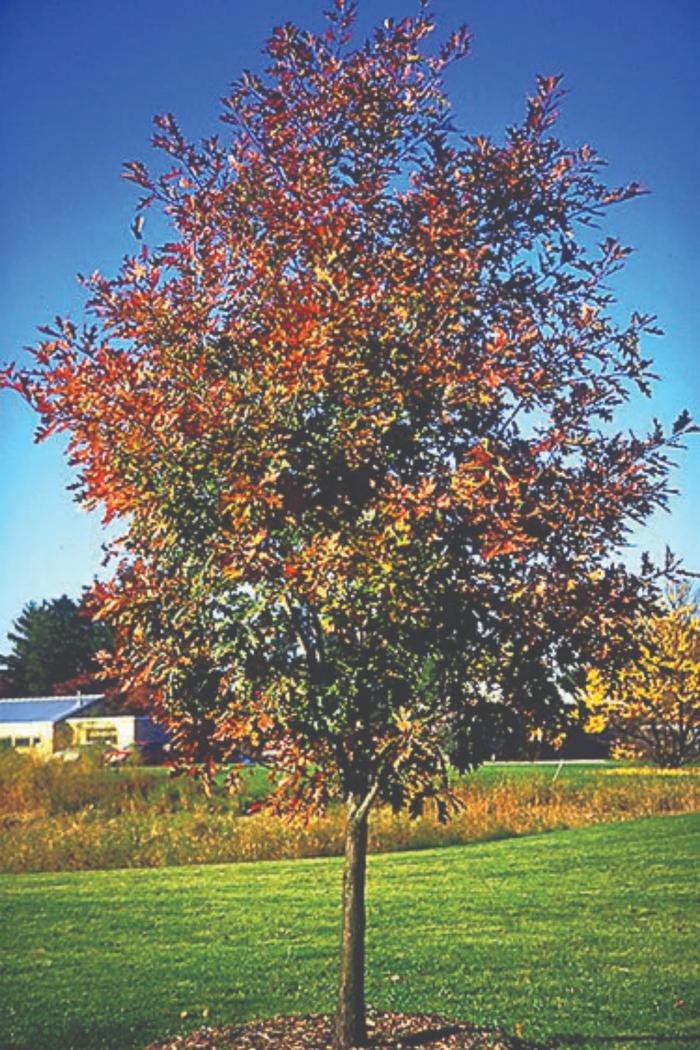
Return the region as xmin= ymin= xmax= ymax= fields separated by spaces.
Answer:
xmin=2 ymin=2 xmax=694 ymax=1045
xmin=0 ymin=595 xmax=111 ymax=697
xmin=582 ymin=588 xmax=700 ymax=767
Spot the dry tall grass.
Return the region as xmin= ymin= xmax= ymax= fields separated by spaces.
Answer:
xmin=1 ymin=752 xmax=697 ymax=873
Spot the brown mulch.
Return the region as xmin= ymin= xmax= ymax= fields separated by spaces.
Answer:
xmin=145 ymin=1012 xmax=551 ymax=1049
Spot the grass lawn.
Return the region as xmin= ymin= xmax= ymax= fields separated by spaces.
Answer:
xmin=0 ymin=814 xmax=698 ymax=1050
xmin=464 ymin=760 xmax=616 ymax=787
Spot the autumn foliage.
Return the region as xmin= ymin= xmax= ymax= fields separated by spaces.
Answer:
xmin=583 ymin=588 xmax=700 ymax=767
xmin=4 ymin=5 xmax=689 ymax=803
xmin=2 ymin=2 xmax=694 ymax=1043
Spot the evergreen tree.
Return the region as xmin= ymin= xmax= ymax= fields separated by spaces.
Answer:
xmin=0 ymin=595 xmax=110 ymax=697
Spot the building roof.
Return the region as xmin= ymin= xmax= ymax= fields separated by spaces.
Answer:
xmin=0 ymin=695 xmax=103 ymax=724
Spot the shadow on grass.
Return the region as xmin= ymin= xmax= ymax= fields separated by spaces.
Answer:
xmin=370 ymin=1023 xmax=553 ymax=1048
xmin=552 ymin=1035 xmax=698 ymax=1046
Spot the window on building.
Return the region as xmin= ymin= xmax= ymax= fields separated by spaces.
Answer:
xmin=85 ymin=725 xmax=118 ymax=746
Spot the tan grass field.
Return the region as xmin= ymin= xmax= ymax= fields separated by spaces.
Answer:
xmin=1 ymin=752 xmax=697 ymax=872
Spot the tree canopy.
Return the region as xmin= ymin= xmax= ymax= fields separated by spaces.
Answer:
xmin=583 ymin=588 xmax=700 ymax=767
xmin=2 ymin=2 xmax=694 ymax=1043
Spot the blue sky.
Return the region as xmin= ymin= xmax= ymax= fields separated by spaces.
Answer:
xmin=1 ymin=0 xmax=698 ymax=647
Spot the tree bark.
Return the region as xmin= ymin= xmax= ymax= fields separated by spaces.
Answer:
xmin=335 ymin=793 xmax=370 ymax=1049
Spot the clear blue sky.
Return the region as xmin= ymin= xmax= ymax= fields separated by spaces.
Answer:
xmin=1 ymin=0 xmax=698 ymax=647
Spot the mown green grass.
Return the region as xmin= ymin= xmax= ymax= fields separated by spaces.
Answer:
xmin=469 ymin=760 xmax=616 ymax=780
xmin=1 ymin=814 xmax=698 ymax=1050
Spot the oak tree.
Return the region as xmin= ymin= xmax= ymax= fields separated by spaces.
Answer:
xmin=3 ymin=3 xmax=693 ymax=1044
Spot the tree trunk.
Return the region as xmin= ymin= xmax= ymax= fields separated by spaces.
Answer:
xmin=335 ymin=793 xmax=370 ymax=1049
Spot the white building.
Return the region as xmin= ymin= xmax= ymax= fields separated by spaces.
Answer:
xmin=0 ymin=695 xmax=168 ymax=759
xmin=0 ymin=695 xmax=103 ymax=755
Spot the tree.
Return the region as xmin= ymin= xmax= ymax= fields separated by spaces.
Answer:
xmin=2 ymin=3 xmax=694 ymax=1044
xmin=582 ymin=588 xmax=700 ymax=767
xmin=0 ymin=595 xmax=110 ymax=697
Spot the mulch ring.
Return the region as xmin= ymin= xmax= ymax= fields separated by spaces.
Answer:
xmin=145 ymin=1011 xmax=550 ymax=1049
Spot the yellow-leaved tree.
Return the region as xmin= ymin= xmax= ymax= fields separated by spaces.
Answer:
xmin=583 ymin=588 xmax=700 ymax=767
